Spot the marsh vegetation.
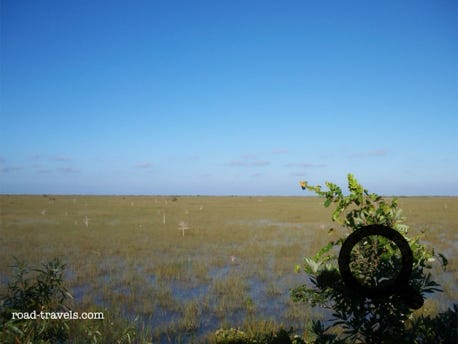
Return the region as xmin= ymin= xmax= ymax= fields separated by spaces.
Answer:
xmin=1 ymin=195 xmax=457 ymax=342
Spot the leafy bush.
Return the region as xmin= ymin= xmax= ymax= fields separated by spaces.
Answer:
xmin=0 ymin=257 xmax=72 ymax=342
xmin=0 ymin=258 xmax=137 ymax=344
xmin=292 ymin=174 xmax=455 ymax=343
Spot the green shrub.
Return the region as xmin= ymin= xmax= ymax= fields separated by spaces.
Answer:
xmin=0 ymin=258 xmax=137 ymax=344
xmin=0 ymin=257 xmax=72 ymax=342
xmin=293 ymin=174 xmax=455 ymax=343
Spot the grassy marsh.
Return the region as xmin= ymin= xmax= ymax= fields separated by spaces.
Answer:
xmin=1 ymin=195 xmax=457 ymax=342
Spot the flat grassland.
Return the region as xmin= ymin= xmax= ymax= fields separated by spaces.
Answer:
xmin=1 ymin=195 xmax=457 ymax=341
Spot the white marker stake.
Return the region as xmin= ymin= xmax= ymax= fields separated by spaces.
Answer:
xmin=178 ymin=221 xmax=189 ymax=236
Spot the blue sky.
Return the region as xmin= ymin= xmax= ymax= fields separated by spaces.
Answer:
xmin=1 ymin=0 xmax=457 ymax=195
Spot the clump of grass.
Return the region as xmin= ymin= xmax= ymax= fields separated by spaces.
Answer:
xmin=153 ymin=282 xmax=180 ymax=311
xmin=265 ymin=283 xmax=282 ymax=297
xmin=210 ymin=272 xmax=248 ymax=297
xmin=209 ymin=272 xmax=255 ymax=319
xmin=153 ymin=260 xmax=189 ymax=281
xmin=190 ymin=260 xmax=211 ymax=283
xmin=177 ymin=299 xmax=202 ymax=333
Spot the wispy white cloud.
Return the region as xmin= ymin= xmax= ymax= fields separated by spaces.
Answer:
xmin=0 ymin=166 xmax=23 ymax=173
xmin=57 ymin=167 xmax=80 ymax=174
xmin=368 ymin=149 xmax=388 ymax=156
xmin=37 ymin=169 xmax=53 ymax=174
xmin=228 ymin=154 xmax=270 ymax=167
xmin=250 ymin=173 xmax=264 ymax=178
xmin=349 ymin=149 xmax=388 ymax=158
xmin=271 ymin=149 xmax=289 ymax=155
xmin=54 ymin=155 xmax=72 ymax=162
xmin=135 ymin=162 xmax=153 ymax=169
xmin=290 ymin=172 xmax=307 ymax=177
xmin=284 ymin=162 xmax=326 ymax=168
xmin=240 ymin=153 xmax=257 ymax=160
xmin=228 ymin=159 xmax=270 ymax=167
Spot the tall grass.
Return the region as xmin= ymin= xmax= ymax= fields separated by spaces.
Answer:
xmin=1 ymin=195 xmax=457 ymax=341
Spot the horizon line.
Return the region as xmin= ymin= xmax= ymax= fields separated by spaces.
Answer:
xmin=1 ymin=193 xmax=457 ymax=198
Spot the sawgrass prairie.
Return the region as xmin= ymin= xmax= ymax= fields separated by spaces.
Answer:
xmin=1 ymin=195 xmax=457 ymax=341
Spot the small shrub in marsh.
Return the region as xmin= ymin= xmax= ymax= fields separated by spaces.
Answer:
xmin=0 ymin=257 xmax=73 ymax=342
xmin=0 ymin=258 xmax=138 ymax=343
